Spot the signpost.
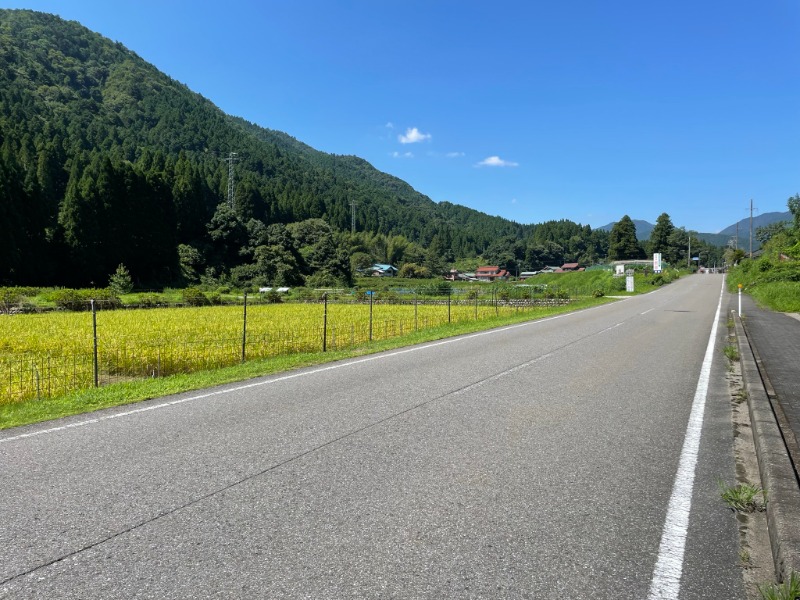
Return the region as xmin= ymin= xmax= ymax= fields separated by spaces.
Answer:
xmin=653 ymin=253 xmax=662 ymax=274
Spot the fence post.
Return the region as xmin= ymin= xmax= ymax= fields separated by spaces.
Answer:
xmin=91 ymin=299 xmax=98 ymax=387
xmin=448 ymin=288 xmax=451 ymax=323
xmin=369 ymin=291 xmax=373 ymax=341
xmin=241 ymin=292 xmax=248 ymax=363
xmin=474 ymin=291 xmax=478 ymax=319
xmin=414 ymin=291 xmax=418 ymax=331
xmin=322 ymin=293 xmax=328 ymax=352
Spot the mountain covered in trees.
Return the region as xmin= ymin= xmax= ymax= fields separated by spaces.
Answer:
xmin=0 ymin=10 xmax=719 ymax=288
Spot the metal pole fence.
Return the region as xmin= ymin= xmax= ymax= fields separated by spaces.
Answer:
xmin=322 ymin=293 xmax=328 ymax=352
xmin=91 ymin=299 xmax=98 ymax=388
xmin=241 ymin=292 xmax=248 ymax=363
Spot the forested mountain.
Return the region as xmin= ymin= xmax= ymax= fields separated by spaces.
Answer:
xmin=0 ymin=9 xmax=612 ymax=287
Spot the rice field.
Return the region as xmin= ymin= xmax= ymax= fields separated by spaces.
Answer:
xmin=1 ymin=298 xmax=547 ymax=404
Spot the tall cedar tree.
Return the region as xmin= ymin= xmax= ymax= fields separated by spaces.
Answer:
xmin=649 ymin=213 xmax=675 ymax=256
xmin=608 ymin=215 xmax=645 ymax=260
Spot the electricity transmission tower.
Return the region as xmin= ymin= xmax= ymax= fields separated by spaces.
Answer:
xmin=223 ymin=152 xmax=239 ymax=207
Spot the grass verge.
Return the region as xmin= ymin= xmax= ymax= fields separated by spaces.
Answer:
xmin=758 ymin=571 xmax=800 ymax=600
xmin=1 ymin=297 xmax=612 ymax=430
xmin=718 ymin=480 xmax=767 ymax=513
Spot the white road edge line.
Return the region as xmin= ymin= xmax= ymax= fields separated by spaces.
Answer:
xmin=3 ymin=303 xmax=620 ymax=444
xmin=646 ymin=276 xmax=724 ymax=599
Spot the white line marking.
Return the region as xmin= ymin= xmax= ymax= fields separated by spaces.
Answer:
xmin=4 ymin=306 xmax=617 ymax=445
xmin=647 ymin=277 xmax=724 ymax=599
xmin=599 ymin=322 xmax=624 ymax=334
xmin=641 ymin=308 xmax=655 ymax=315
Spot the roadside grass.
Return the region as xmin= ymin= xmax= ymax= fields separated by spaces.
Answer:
xmin=747 ymin=282 xmax=800 ymax=313
xmin=724 ymin=344 xmax=740 ymax=362
xmin=758 ymin=571 xmax=800 ymax=600
xmin=718 ymin=480 xmax=767 ymax=513
xmin=0 ymin=297 xmax=611 ymax=430
xmin=728 ymin=260 xmax=800 ymax=313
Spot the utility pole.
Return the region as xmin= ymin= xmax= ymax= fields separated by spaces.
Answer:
xmin=224 ymin=152 xmax=239 ymax=207
xmin=687 ymin=233 xmax=691 ymax=268
xmin=749 ymin=198 xmax=754 ymax=259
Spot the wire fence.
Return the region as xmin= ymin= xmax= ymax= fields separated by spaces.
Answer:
xmin=2 ymin=288 xmax=575 ymax=405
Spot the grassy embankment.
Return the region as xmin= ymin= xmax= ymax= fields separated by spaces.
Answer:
xmin=726 ymin=259 xmax=800 ymax=313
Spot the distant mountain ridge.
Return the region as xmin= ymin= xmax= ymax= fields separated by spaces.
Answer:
xmin=718 ymin=211 xmax=792 ymax=236
xmin=600 ymin=211 xmax=792 ymax=250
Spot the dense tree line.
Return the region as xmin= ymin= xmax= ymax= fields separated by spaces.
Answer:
xmin=0 ymin=10 xmax=718 ymax=289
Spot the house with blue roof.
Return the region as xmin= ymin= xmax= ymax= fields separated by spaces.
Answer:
xmin=370 ymin=263 xmax=398 ymax=277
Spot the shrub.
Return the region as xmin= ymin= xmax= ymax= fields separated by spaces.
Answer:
xmin=610 ymin=277 xmax=626 ymax=292
xmin=137 ymin=293 xmax=161 ymax=308
xmin=376 ymin=290 xmax=401 ymax=304
xmin=263 ymin=290 xmax=283 ymax=304
xmin=757 ymin=258 xmax=774 ymax=272
xmin=48 ymin=288 xmax=87 ymax=311
xmin=182 ymin=287 xmax=209 ymax=307
xmin=592 ymin=289 xmax=605 ymax=298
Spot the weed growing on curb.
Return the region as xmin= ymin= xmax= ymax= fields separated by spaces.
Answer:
xmin=735 ymin=388 xmax=749 ymax=404
xmin=739 ymin=548 xmax=753 ymax=567
xmin=718 ymin=480 xmax=767 ymax=513
xmin=724 ymin=345 xmax=740 ymax=362
xmin=758 ymin=571 xmax=800 ymax=600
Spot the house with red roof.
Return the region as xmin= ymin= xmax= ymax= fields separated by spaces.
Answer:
xmin=475 ymin=266 xmax=510 ymax=281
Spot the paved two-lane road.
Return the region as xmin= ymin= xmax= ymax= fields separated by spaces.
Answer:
xmin=1 ymin=275 xmax=744 ymax=598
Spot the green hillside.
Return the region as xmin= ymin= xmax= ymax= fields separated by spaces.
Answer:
xmin=0 ymin=10 xmax=624 ymax=287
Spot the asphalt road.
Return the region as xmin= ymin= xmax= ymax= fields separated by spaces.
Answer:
xmin=0 ymin=274 xmax=744 ymax=599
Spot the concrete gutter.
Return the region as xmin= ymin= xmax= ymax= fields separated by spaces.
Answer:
xmin=735 ymin=310 xmax=800 ymax=580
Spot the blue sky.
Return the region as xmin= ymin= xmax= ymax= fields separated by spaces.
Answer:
xmin=6 ymin=0 xmax=800 ymax=233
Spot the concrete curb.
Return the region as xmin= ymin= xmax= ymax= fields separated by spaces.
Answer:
xmin=734 ymin=310 xmax=800 ymax=581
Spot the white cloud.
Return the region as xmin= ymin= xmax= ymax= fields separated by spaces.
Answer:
xmin=476 ymin=155 xmax=519 ymax=167
xmin=398 ymin=127 xmax=432 ymax=144
xmin=446 ymin=151 xmax=465 ymax=158
xmin=391 ymin=151 xmax=414 ymax=158
xmin=385 ymin=122 xmax=394 ymax=129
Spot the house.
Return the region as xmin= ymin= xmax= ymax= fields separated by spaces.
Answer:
xmin=475 ymin=266 xmax=510 ymax=281
xmin=560 ymin=262 xmax=582 ymax=271
xmin=369 ymin=263 xmax=398 ymax=277
xmin=446 ymin=269 xmax=476 ymax=281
